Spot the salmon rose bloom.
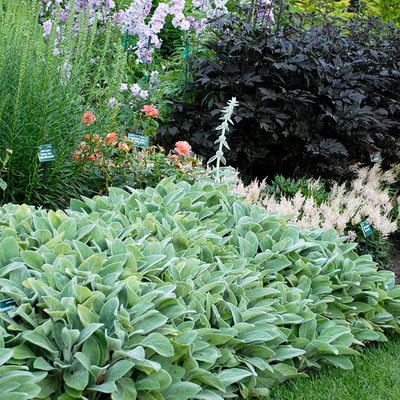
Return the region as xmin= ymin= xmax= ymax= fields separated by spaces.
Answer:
xmin=105 ymin=132 xmax=117 ymax=144
xmin=81 ymin=111 xmax=96 ymax=126
xmin=170 ymin=154 xmax=181 ymax=167
xmin=141 ymin=105 xmax=158 ymax=118
xmin=174 ymin=141 xmax=191 ymax=157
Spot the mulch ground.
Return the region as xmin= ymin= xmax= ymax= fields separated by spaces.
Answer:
xmin=387 ymin=245 xmax=400 ymax=285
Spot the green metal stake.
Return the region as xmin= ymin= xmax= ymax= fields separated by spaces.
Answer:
xmin=123 ymin=30 xmax=135 ymax=64
xmin=144 ymin=32 xmax=151 ymax=88
xmin=183 ymin=38 xmax=190 ymax=102
xmin=42 ymin=161 xmax=48 ymax=197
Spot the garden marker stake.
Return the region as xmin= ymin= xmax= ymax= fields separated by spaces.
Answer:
xmin=370 ymin=152 xmax=382 ymax=163
xmin=360 ymin=220 xmax=373 ymax=237
xmin=128 ymin=132 xmax=149 ymax=149
xmin=144 ymin=30 xmax=152 ymax=87
xmin=38 ymin=144 xmax=55 ymax=197
xmin=0 ymin=298 xmax=17 ymax=314
xmin=43 ymin=162 xmax=48 ymax=197
xmin=183 ymin=38 xmax=190 ymax=102
xmin=123 ymin=29 xmax=134 ymax=63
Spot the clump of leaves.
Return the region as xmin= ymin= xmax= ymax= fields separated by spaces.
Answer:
xmin=363 ymin=0 xmax=400 ymax=24
xmin=0 ymin=0 xmax=125 ymax=208
xmin=0 ymin=328 xmax=42 ymax=399
xmin=355 ymin=228 xmax=392 ymax=269
xmin=79 ymin=141 xmax=206 ymax=195
xmin=264 ymin=175 xmax=330 ymax=204
xmin=0 ymin=179 xmax=400 ymax=399
xmin=160 ymin=12 xmax=400 ymax=180
xmin=0 ymin=148 xmax=12 ymax=192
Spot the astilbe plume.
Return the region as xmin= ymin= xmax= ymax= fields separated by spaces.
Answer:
xmin=233 ymin=164 xmax=399 ymax=240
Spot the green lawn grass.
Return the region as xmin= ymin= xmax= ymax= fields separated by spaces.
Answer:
xmin=267 ymin=335 xmax=400 ymax=400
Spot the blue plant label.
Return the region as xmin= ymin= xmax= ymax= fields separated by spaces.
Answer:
xmin=128 ymin=133 xmax=149 ymax=149
xmin=370 ymin=152 xmax=382 ymax=163
xmin=360 ymin=221 xmax=373 ymax=237
xmin=38 ymin=144 xmax=55 ymax=162
xmin=0 ymin=298 xmax=17 ymax=314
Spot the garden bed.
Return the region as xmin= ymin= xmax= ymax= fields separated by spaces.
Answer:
xmin=1 ymin=1 xmax=400 ymax=399
xmin=1 ymin=179 xmax=400 ymax=399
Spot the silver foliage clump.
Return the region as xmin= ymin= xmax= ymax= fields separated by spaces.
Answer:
xmin=0 ymin=180 xmax=400 ymax=399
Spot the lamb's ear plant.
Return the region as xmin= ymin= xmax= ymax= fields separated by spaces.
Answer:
xmin=0 ymin=179 xmax=400 ymax=399
xmin=208 ymin=97 xmax=239 ymax=183
xmin=0 ymin=326 xmax=42 ymax=399
xmin=0 ymin=0 xmax=125 ymax=208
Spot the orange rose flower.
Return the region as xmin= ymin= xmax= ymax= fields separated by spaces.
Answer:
xmin=174 ymin=141 xmax=191 ymax=157
xmin=81 ymin=111 xmax=96 ymax=126
xmin=140 ymin=105 xmax=158 ymax=118
xmin=105 ymin=132 xmax=117 ymax=144
xmin=170 ymin=154 xmax=181 ymax=167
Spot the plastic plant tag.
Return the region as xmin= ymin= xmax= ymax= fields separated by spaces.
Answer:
xmin=38 ymin=144 xmax=55 ymax=162
xmin=128 ymin=133 xmax=149 ymax=149
xmin=370 ymin=152 xmax=382 ymax=163
xmin=360 ymin=221 xmax=373 ymax=237
xmin=0 ymin=298 xmax=17 ymax=314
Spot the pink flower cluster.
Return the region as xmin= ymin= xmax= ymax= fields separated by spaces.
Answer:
xmin=169 ymin=141 xmax=192 ymax=167
xmin=175 ymin=141 xmax=191 ymax=157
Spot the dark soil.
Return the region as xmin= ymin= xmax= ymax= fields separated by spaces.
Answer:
xmin=387 ymin=245 xmax=400 ymax=285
